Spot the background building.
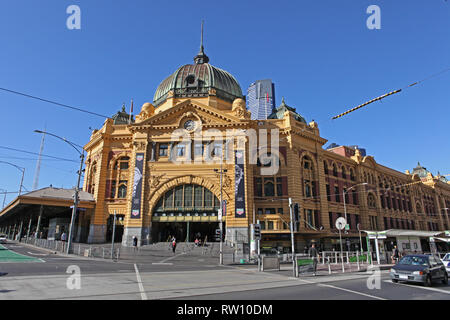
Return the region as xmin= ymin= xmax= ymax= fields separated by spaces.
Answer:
xmin=247 ymin=79 xmax=276 ymax=120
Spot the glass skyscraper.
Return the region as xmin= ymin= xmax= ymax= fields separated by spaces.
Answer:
xmin=246 ymin=79 xmax=276 ymax=120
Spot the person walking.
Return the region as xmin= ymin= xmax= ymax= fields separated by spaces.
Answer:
xmin=132 ymin=236 xmax=138 ymax=252
xmin=391 ymin=245 xmax=400 ymax=264
xmin=308 ymin=243 xmax=320 ymax=276
xmin=171 ymin=236 xmax=177 ymax=254
xmin=61 ymin=231 xmax=67 ymax=242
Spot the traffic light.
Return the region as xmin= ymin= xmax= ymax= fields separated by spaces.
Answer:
xmin=254 ymin=224 xmax=261 ymax=240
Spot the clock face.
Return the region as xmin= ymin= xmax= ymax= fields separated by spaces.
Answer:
xmin=184 ymin=120 xmax=196 ymax=131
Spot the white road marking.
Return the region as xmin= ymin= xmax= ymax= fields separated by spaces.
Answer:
xmin=134 ymin=264 xmax=147 ymax=300
xmin=317 ymin=283 xmax=387 ymax=300
xmin=27 ymin=252 xmax=47 ymax=256
xmin=297 ymin=278 xmax=386 ymax=300
xmin=159 ymin=252 xmax=186 ymax=263
xmin=151 ymin=263 xmax=173 ymax=265
xmin=383 ymin=280 xmax=450 ymax=295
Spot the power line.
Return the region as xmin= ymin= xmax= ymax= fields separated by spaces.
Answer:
xmin=0 ymin=87 xmax=111 ymax=119
xmin=0 ymin=145 xmax=78 ymax=163
xmin=332 ymin=66 xmax=450 ymax=120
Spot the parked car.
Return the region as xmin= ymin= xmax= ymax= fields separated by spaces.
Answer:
xmin=390 ymin=254 xmax=448 ymax=286
xmin=441 ymin=253 xmax=450 ymax=276
xmin=0 ymin=234 xmax=7 ymax=244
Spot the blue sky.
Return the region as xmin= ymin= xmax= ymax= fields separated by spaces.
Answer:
xmin=0 ymin=0 xmax=449 ymax=206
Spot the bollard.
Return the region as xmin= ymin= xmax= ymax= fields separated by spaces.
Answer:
xmin=334 ymin=252 xmax=338 ymax=264
xmin=356 ymin=252 xmax=360 ymax=271
xmin=328 ymin=258 xmax=331 ymax=274
xmin=346 ymin=252 xmax=349 ymax=264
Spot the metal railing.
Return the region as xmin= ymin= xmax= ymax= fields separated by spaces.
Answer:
xmin=21 ymin=237 xmax=120 ymax=260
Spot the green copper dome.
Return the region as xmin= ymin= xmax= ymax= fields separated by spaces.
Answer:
xmin=153 ymin=27 xmax=243 ymax=107
xmin=153 ymin=62 xmax=243 ymax=107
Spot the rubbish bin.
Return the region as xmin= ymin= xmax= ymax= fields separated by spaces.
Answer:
xmin=240 ymin=259 xmax=245 ymax=264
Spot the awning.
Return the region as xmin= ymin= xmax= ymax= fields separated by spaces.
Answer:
xmin=362 ymin=229 xmax=444 ymax=238
xmin=435 ymin=238 xmax=450 ymax=243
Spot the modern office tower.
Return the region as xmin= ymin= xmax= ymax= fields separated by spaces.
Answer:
xmin=247 ymin=79 xmax=276 ymax=120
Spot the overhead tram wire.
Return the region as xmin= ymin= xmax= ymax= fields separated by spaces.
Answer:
xmin=331 ymin=66 xmax=450 ymax=120
xmin=0 ymin=145 xmax=79 ymax=163
xmin=0 ymin=87 xmax=111 ymax=119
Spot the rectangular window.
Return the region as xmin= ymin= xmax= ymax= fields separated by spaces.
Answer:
xmin=204 ymin=189 xmax=213 ymax=207
xmin=176 ymin=144 xmax=185 ymax=157
xmin=194 ymin=143 xmax=204 ymax=157
xmin=159 ymin=144 xmax=168 ymax=157
xmin=265 ymin=208 xmax=276 ymax=215
xmin=335 ymin=186 xmax=340 ymax=202
xmin=277 ymin=208 xmax=284 ymax=215
xmin=110 ymin=181 xmax=116 ymax=198
xmin=276 ymin=178 xmax=283 ymax=197
xmin=184 ymin=185 xmax=193 ymax=207
xmin=257 ymin=208 xmax=263 ymax=215
xmin=329 ymin=212 xmax=333 ymax=229
xmin=264 ymin=178 xmax=275 ymax=197
xmin=164 ymin=189 xmax=174 ymax=208
xmin=260 ymin=221 xmax=266 ymax=230
xmin=326 ymin=185 xmax=331 ymax=201
xmin=194 ymin=185 xmax=203 ymax=208
xmin=119 ymin=161 xmax=129 ymax=170
xmin=268 ymin=221 xmax=274 ymax=230
xmin=312 ymin=181 xmax=317 ymax=197
xmin=255 ymin=178 xmax=262 ymax=197
xmin=174 ymin=186 xmax=183 ymax=207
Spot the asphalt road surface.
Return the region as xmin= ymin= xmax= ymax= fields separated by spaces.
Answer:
xmin=1 ymin=241 xmax=449 ymax=300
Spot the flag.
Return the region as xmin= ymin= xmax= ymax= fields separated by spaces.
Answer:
xmin=266 ymin=93 xmax=269 ymax=103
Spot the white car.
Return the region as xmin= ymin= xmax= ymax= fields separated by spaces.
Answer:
xmin=0 ymin=234 xmax=7 ymax=244
xmin=441 ymin=253 xmax=450 ymax=275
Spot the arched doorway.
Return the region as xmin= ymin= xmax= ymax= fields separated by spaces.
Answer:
xmin=151 ymin=184 xmax=221 ymax=242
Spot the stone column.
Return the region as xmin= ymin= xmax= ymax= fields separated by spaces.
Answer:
xmin=35 ymin=205 xmax=43 ymax=238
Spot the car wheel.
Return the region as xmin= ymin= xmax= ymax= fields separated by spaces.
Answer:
xmin=442 ymin=273 xmax=448 ymax=285
xmin=392 ymin=279 xmax=398 ymax=283
xmin=425 ymin=275 xmax=432 ymax=287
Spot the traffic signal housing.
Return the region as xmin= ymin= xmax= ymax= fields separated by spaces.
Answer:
xmin=254 ymin=224 xmax=261 ymax=240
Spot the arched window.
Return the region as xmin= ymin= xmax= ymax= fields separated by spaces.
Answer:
xmin=324 ymin=161 xmax=329 ymax=175
xmin=154 ymin=184 xmax=219 ymax=213
xmin=341 ymin=167 xmax=347 ymax=179
xmin=117 ymin=181 xmax=127 ymax=198
xmin=264 ymin=178 xmax=275 ymax=197
xmin=368 ymin=193 xmax=376 ymax=208
xmin=350 ymin=169 xmax=355 ymax=181
xmin=332 ymin=164 xmax=338 ymax=177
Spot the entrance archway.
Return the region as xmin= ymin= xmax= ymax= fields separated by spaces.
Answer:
xmin=151 ymin=184 xmax=221 ymax=242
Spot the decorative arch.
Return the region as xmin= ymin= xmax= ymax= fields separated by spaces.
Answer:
xmin=147 ymin=175 xmax=230 ymax=216
xmin=367 ymin=192 xmax=377 ymax=209
xmin=109 ymin=151 xmax=132 ymax=169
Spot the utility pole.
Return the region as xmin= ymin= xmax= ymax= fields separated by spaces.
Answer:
xmin=288 ymin=197 xmax=297 ymax=277
xmin=111 ymin=210 xmax=117 ymax=260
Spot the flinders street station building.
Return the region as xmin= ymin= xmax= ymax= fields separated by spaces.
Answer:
xmin=1 ymin=43 xmax=449 ymax=254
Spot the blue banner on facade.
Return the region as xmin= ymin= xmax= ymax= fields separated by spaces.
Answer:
xmin=234 ymin=150 xmax=246 ymax=218
xmin=131 ymin=153 xmax=144 ymax=219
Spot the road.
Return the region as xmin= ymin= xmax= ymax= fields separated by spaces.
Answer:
xmin=0 ymin=241 xmax=449 ymax=300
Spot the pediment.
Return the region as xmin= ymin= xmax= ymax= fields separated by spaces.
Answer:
xmin=133 ymin=99 xmax=247 ymax=129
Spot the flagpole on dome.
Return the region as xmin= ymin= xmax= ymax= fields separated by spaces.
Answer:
xmin=129 ymin=99 xmax=133 ymax=124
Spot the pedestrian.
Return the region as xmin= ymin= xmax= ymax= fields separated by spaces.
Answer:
xmin=391 ymin=245 xmax=399 ymax=264
xmin=171 ymin=236 xmax=177 ymax=254
xmin=304 ymin=245 xmax=308 ymax=254
xmin=61 ymin=231 xmax=67 ymax=242
xmin=132 ymin=236 xmax=138 ymax=251
xmin=308 ymin=243 xmax=320 ymax=276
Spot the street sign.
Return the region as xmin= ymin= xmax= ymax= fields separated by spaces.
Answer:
xmin=345 ymin=224 xmax=350 ymax=231
xmin=335 ymin=217 xmax=347 ymax=230
xmin=218 ymin=208 xmax=222 ymax=221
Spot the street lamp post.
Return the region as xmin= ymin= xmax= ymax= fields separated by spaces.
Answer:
xmin=214 ymin=145 xmax=227 ymax=265
xmin=0 ymin=189 xmax=6 ymax=209
xmin=0 ymin=161 xmax=25 ymax=196
xmin=34 ymin=130 xmax=84 ymax=254
xmin=288 ymin=197 xmax=297 ymax=277
xmin=343 ymin=182 xmax=368 ymax=223
xmin=111 ymin=210 xmax=117 ymax=260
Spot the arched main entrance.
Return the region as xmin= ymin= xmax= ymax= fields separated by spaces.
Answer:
xmin=151 ymin=184 xmax=222 ymax=242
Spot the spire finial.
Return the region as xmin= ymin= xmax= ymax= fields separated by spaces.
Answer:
xmin=194 ymin=20 xmax=209 ymax=64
